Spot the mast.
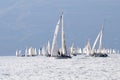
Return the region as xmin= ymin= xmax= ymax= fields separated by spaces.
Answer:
xmin=61 ymin=12 xmax=67 ymax=55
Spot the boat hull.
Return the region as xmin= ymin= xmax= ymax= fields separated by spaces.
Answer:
xmin=55 ymin=55 xmax=72 ymax=59
xmin=91 ymin=53 xmax=108 ymax=57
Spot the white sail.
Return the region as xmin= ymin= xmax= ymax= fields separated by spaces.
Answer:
xmin=47 ymin=41 xmax=51 ymax=55
xmin=51 ymin=15 xmax=61 ymax=57
xmin=70 ymin=43 xmax=74 ymax=54
xmin=28 ymin=47 xmax=32 ymax=56
xmin=51 ymin=12 xmax=70 ymax=57
xmin=18 ymin=50 xmax=21 ymax=56
xmin=84 ymin=40 xmax=91 ymax=56
xmin=16 ymin=50 xmax=20 ymax=57
xmin=91 ymin=27 xmax=103 ymax=54
xmin=98 ymin=27 xmax=103 ymax=53
xmin=91 ymin=31 xmax=101 ymax=54
xmin=112 ymin=49 xmax=116 ymax=54
xmin=109 ymin=49 xmax=112 ymax=54
xmin=42 ymin=46 xmax=47 ymax=56
xmin=34 ymin=48 xmax=37 ymax=55
xmin=77 ymin=48 xmax=82 ymax=54
xmin=25 ymin=48 xmax=28 ymax=56
xmin=38 ymin=49 xmax=42 ymax=55
xmin=61 ymin=12 xmax=67 ymax=56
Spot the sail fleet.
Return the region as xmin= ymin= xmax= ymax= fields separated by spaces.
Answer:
xmin=16 ymin=12 xmax=119 ymax=58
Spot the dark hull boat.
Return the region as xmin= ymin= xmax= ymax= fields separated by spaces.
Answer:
xmin=90 ymin=26 xmax=108 ymax=57
xmin=56 ymin=54 xmax=72 ymax=59
xmin=51 ymin=12 xmax=72 ymax=59
xmin=72 ymin=53 xmax=77 ymax=56
xmin=91 ymin=53 xmax=108 ymax=57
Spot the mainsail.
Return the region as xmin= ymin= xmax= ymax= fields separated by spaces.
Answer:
xmin=61 ymin=12 xmax=67 ymax=56
xmin=91 ymin=26 xmax=103 ymax=54
xmin=51 ymin=14 xmax=62 ymax=57
xmin=98 ymin=27 xmax=103 ymax=53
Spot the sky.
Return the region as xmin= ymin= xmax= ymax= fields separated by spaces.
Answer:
xmin=0 ymin=0 xmax=120 ymax=56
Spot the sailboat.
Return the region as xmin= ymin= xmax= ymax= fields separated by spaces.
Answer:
xmin=46 ymin=41 xmax=51 ymax=57
xmin=16 ymin=50 xmax=19 ymax=57
xmin=70 ymin=43 xmax=75 ymax=56
xmin=51 ymin=12 xmax=71 ymax=59
xmin=41 ymin=46 xmax=48 ymax=56
xmin=83 ymin=39 xmax=91 ymax=56
xmin=25 ymin=48 xmax=28 ymax=56
xmin=90 ymin=26 xmax=108 ymax=57
xmin=38 ymin=48 xmax=42 ymax=56
xmin=16 ymin=49 xmax=22 ymax=57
